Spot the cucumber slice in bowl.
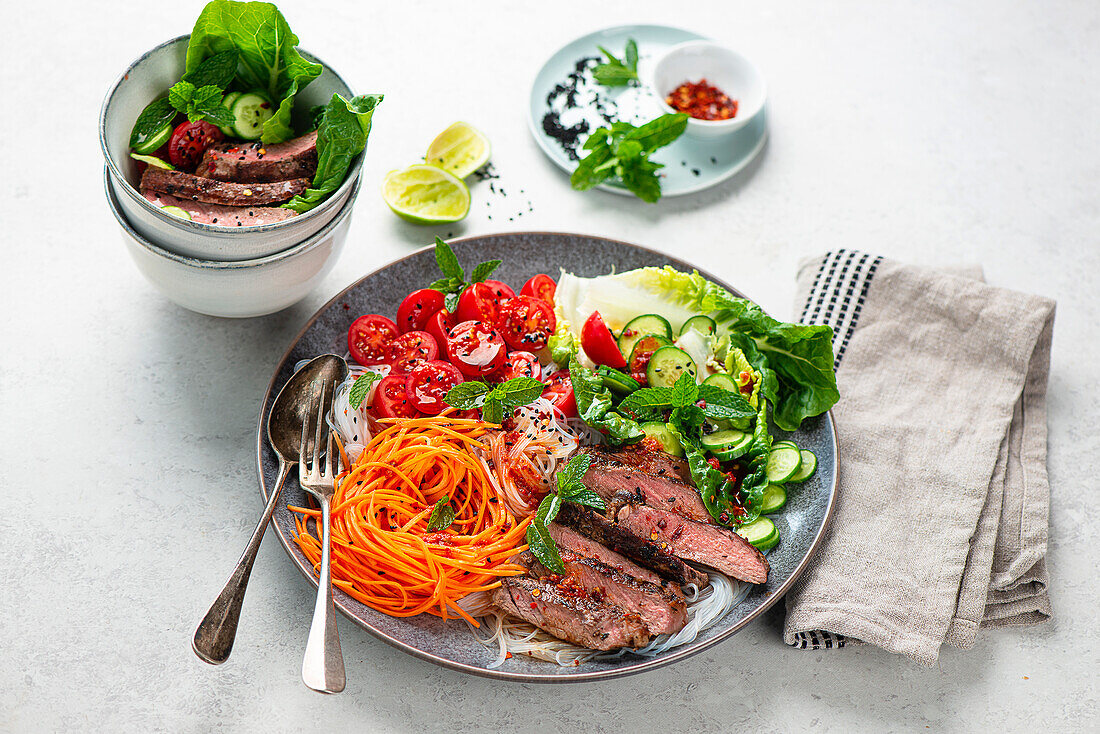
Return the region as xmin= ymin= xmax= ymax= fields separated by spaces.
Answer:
xmin=702 ymin=373 xmax=739 ymax=392
xmin=765 ymin=445 xmax=802 ymax=483
xmin=737 ymin=517 xmax=779 ymax=551
xmin=758 ymin=484 xmax=787 ymax=514
xmin=130 ymin=153 xmax=174 ymax=170
xmin=618 ymin=314 xmax=673 ymax=360
xmin=218 ymin=92 xmax=242 ymax=136
xmin=787 ymin=449 xmax=817 ymax=483
xmin=640 ymin=422 xmax=684 ymax=457
xmin=131 ymin=120 xmax=173 ymax=154
xmin=645 ymin=345 xmax=698 ymax=388
xmin=231 ymin=92 xmax=274 ymax=140
xmin=679 ymin=315 xmax=717 ymax=337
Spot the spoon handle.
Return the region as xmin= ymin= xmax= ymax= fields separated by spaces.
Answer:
xmin=192 ymin=459 xmax=291 ymax=665
xmin=301 ymin=496 xmax=346 ymax=693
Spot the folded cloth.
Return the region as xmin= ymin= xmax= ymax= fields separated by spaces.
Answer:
xmin=782 ymin=250 xmax=1055 ymax=666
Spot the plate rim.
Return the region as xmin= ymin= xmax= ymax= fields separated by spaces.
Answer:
xmin=255 ymin=231 xmax=839 ymax=683
xmin=526 ymin=24 xmax=769 ymax=198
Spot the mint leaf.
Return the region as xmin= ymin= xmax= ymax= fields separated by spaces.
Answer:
xmin=130 ymin=98 xmax=176 ymax=149
xmin=495 ymin=377 xmax=545 ymax=407
xmin=555 ymin=453 xmax=592 ymax=493
xmin=624 ymin=113 xmax=689 ymax=152
xmin=168 ymin=81 xmax=196 ymax=113
xmin=593 ymin=40 xmax=639 ymax=86
xmin=443 ymin=381 xmax=490 ymax=410
xmin=525 ymin=519 xmax=564 ymax=574
xmin=348 ymin=372 xmax=381 ymax=409
xmin=536 ymin=492 xmax=562 ymax=526
xmin=434 ymin=238 xmax=464 ymax=280
xmin=426 ymin=496 xmax=455 ymax=532
xmin=625 ymin=39 xmax=638 ymax=71
xmin=697 ymin=384 xmax=757 ymax=420
xmin=618 ymin=387 xmax=673 ymax=420
xmin=670 ymin=371 xmax=699 ymax=407
xmin=570 ymin=114 xmax=687 ymax=202
xmin=468 ymin=259 xmax=502 ymax=284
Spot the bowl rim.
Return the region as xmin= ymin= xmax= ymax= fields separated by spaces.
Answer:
xmin=99 ymin=34 xmax=363 ymax=237
xmin=650 ymin=39 xmax=767 ymax=128
xmin=103 ymin=165 xmax=360 ymax=270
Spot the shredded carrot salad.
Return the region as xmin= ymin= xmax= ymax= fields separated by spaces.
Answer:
xmin=290 ymin=412 xmax=529 ymax=625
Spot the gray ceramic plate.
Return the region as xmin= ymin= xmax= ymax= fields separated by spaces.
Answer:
xmin=257 ymin=232 xmax=838 ymax=682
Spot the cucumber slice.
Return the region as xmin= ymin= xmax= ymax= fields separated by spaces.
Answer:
xmin=231 ymin=92 xmax=274 ymax=140
xmin=132 ymin=120 xmax=173 ymax=154
xmin=702 ymin=373 xmax=739 ymax=392
xmin=758 ymin=484 xmax=788 ymax=514
xmin=597 ymin=366 xmax=641 ymax=395
xmin=646 ymin=346 xmax=698 ymax=388
xmin=159 ymin=206 xmax=192 ymax=220
xmin=130 ymin=153 xmax=174 ymax=170
xmin=218 ymin=92 xmax=242 ymax=136
xmin=679 ymin=315 xmax=717 ymax=337
xmin=771 ymin=440 xmax=798 ymax=451
xmin=627 ymin=335 xmax=672 ymax=380
xmin=700 ymin=429 xmax=750 ymax=454
xmin=618 ymin=314 xmax=673 ymax=360
xmin=641 ymin=422 xmax=684 ymax=457
xmin=737 ymin=517 xmax=779 ymax=550
xmin=766 ymin=446 xmax=802 ymax=483
xmin=787 ymin=449 xmax=817 ymax=483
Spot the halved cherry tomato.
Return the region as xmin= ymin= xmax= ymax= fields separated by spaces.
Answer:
xmin=520 ymin=274 xmax=556 ymax=305
xmin=496 ymin=296 xmax=556 ymax=351
xmin=372 ymin=375 xmax=420 ymax=419
xmin=446 ymin=320 xmax=507 ymax=377
xmin=348 ymin=314 xmax=399 ymax=366
xmin=405 ymin=360 xmax=464 ymax=415
xmin=425 ymin=309 xmax=456 ymax=353
xmin=396 ymin=289 xmax=445 ymax=333
xmin=493 ymin=351 xmax=542 ymax=382
xmin=386 ymin=330 xmax=438 ymax=373
xmin=456 ymin=282 xmax=500 ymax=324
xmin=542 ymin=371 xmax=577 ymax=417
xmin=481 ymin=279 xmax=516 ymax=300
xmin=580 ymin=311 xmax=627 ymax=369
xmin=168 ymin=120 xmax=223 ymax=170
xmin=628 ymin=335 xmax=666 ymax=385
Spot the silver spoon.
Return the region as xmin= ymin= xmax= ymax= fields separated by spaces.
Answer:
xmin=192 ymin=354 xmax=349 ymax=665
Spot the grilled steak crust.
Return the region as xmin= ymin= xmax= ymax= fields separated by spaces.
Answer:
xmin=197 ymin=130 xmax=318 ymax=183
xmin=556 ymin=503 xmax=709 ymax=589
xmin=142 ymin=190 xmax=298 ymax=226
xmin=517 ymin=551 xmax=688 ymax=635
xmin=579 ymin=445 xmax=712 ymax=523
xmin=611 ymin=495 xmax=769 ymax=585
xmin=547 ymin=523 xmax=678 ymax=593
xmin=141 ymin=167 xmax=309 ymax=206
xmin=492 ymin=577 xmax=652 ymax=650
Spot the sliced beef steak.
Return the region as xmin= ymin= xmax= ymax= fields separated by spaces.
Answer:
xmin=579 ymin=445 xmax=712 ymax=523
xmin=547 ymin=522 xmax=675 ymax=592
xmin=516 ymin=551 xmax=688 ymax=635
xmin=612 ymin=496 xmax=769 ymax=584
xmin=197 ymin=130 xmax=318 ymax=183
xmin=556 ymin=503 xmax=709 ymax=589
xmin=141 ymin=167 xmax=309 ymax=206
xmin=492 ymin=577 xmax=652 ymax=650
xmin=142 ymin=190 xmax=297 ymax=227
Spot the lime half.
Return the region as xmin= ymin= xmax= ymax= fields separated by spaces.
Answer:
xmin=425 ymin=122 xmax=491 ymax=179
xmin=382 ymin=165 xmax=471 ymax=224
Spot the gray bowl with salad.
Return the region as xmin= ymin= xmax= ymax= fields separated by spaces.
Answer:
xmin=100 ymin=1 xmax=382 ymax=262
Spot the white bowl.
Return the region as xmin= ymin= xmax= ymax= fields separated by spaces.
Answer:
xmin=650 ymin=40 xmax=766 ymax=140
xmin=105 ymin=167 xmax=356 ymax=318
xmin=100 ymin=35 xmax=364 ymax=262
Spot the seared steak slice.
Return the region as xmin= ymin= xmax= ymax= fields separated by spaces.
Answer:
xmin=547 ymin=523 xmax=676 ymax=592
xmin=492 ymin=577 xmax=652 ymax=650
xmin=197 ymin=131 xmax=318 ymax=183
xmin=141 ymin=167 xmax=309 ymax=206
xmin=579 ymin=445 xmax=711 ymax=523
xmin=517 ymin=551 xmax=688 ymax=635
xmin=556 ymin=503 xmax=709 ymax=589
xmin=142 ymin=190 xmax=297 ymax=227
xmin=611 ymin=496 xmax=769 ymax=584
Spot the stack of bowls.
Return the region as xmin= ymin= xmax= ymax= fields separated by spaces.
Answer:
xmin=100 ymin=36 xmax=364 ymax=318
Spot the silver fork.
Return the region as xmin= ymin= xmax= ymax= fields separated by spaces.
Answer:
xmin=298 ymin=378 xmax=346 ymax=694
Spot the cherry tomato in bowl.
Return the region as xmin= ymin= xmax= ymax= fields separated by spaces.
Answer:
xmin=542 ymin=371 xmax=577 ymax=417
xmin=497 ymin=296 xmax=556 ymax=351
xmin=405 ymin=360 xmax=464 ymax=415
xmin=425 ymin=309 xmax=456 ymax=353
xmin=348 ymin=314 xmax=399 ymax=366
xmin=446 ymin=320 xmax=507 ymax=377
xmin=396 ymin=289 xmax=445 ymax=333
xmin=386 ymin=330 xmax=438 ymax=373
xmin=520 ymin=274 xmax=556 ymax=305
xmin=580 ymin=311 xmax=627 ymax=369
xmin=493 ymin=351 xmax=542 ymax=382
xmin=372 ymin=375 xmax=420 ymax=419
xmin=168 ymin=120 xmax=223 ymax=170
xmin=456 ymin=282 xmax=501 ymax=324
xmin=482 ymin=280 xmax=516 ymax=300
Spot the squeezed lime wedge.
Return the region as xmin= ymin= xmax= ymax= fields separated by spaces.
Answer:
xmin=381 ymin=164 xmax=471 ymax=224
xmin=424 ymin=122 xmax=491 ymax=179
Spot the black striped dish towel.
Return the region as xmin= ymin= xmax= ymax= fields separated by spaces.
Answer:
xmin=783 ymin=251 xmax=1055 ymax=666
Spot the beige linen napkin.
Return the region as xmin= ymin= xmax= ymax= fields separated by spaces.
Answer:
xmin=782 ymin=251 xmax=1054 ymax=666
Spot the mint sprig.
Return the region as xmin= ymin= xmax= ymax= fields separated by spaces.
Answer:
xmin=570 ymin=114 xmax=688 ymax=202
xmin=168 ymin=81 xmax=235 ymax=127
xmin=524 ymin=454 xmax=604 ymax=573
xmin=347 ymin=371 xmax=382 ymax=409
xmin=427 ymin=238 xmax=502 ymax=312
xmin=443 ymin=376 xmax=544 ymax=424
xmin=593 ymin=39 xmax=639 ymax=86
xmin=426 ymin=495 xmax=456 ymax=532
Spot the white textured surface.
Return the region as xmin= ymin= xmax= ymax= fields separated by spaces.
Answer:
xmin=1 ymin=0 xmax=1098 ymax=731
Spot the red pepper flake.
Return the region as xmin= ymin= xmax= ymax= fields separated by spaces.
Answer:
xmin=666 ymin=78 xmax=739 ymax=121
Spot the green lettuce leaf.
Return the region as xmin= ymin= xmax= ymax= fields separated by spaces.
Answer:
xmin=185 ymin=0 xmax=323 ymax=144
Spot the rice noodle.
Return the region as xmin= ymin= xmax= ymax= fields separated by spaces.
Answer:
xmin=328 ymin=364 xmax=390 ymax=462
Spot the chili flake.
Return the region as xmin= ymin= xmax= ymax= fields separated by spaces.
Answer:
xmin=665 ymin=79 xmax=738 ymax=121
